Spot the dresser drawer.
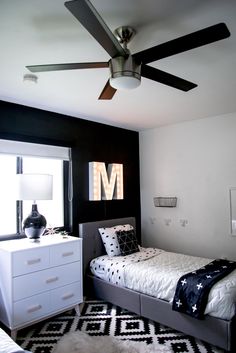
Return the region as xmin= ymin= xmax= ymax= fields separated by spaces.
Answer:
xmin=50 ymin=240 xmax=81 ymax=266
xmin=50 ymin=282 xmax=82 ymax=312
xmin=13 ymin=262 xmax=81 ymax=301
xmin=12 ymin=247 xmax=50 ymax=276
xmin=13 ymin=293 xmax=50 ymax=326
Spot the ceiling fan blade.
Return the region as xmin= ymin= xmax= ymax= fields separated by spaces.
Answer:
xmin=26 ymin=62 xmax=108 ymax=73
xmin=141 ymin=65 xmax=197 ymax=91
xmin=98 ymin=80 xmax=117 ymax=99
xmin=134 ymin=23 xmax=230 ymax=64
xmin=65 ymin=0 xmax=126 ymax=58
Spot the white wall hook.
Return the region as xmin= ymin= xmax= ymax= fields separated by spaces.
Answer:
xmin=180 ymin=219 xmax=188 ymax=227
xmin=164 ymin=218 xmax=171 ymax=226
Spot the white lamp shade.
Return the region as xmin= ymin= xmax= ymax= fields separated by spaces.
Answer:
xmin=16 ymin=174 xmax=53 ymax=200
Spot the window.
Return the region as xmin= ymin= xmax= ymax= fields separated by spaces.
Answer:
xmin=0 ymin=139 xmax=72 ymax=237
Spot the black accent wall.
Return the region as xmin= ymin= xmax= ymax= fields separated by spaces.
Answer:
xmin=0 ymin=100 xmax=141 ymax=236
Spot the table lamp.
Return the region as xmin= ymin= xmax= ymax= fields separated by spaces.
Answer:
xmin=16 ymin=174 xmax=53 ymax=241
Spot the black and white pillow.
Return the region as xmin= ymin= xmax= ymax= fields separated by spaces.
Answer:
xmin=98 ymin=224 xmax=133 ymax=257
xmin=116 ymin=229 xmax=139 ymax=256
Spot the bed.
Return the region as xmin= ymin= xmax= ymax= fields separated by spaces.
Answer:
xmin=0 ymin=327 xmax=31 ymax=353
xmin=79 ymin=217 xmax=236 ymax=352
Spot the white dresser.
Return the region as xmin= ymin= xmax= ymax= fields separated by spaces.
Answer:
xmin=0 ymin=235 xmax=83 ymax=338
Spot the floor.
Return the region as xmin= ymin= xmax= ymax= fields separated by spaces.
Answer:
xmin=15 ymin=299 xmax=225 ymax=353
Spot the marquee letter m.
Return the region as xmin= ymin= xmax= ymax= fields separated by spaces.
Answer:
xmin=89 ymin=162 xmax=123 ymax=200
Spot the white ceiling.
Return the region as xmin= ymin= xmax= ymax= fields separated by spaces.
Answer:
xmin=1 ymin=0 xmax=236 ymax=131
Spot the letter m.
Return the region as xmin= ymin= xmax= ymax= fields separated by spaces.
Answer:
xmin=89 ymin=162 xmax=123 ymax=200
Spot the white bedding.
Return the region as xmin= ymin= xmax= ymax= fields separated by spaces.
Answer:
xmin=90 ymin=247 xmax=236 ymax=320
xmin=0 ymin=328 xmax=25 ymax=353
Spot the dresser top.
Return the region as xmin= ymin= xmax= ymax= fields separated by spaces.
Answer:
xmin=0 ymin=235 xmax=80 ymax=252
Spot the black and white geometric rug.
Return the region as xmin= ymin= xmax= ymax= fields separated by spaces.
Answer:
xmin=16 ymin=300 xmax=225 ymax=353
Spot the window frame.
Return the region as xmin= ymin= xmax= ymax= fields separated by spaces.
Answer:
xmin=0 ymin=151 xmax=72 ymax=242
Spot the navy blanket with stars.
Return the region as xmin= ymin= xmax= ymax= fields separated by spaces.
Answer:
xmin=172 ymin=258 xmax=236 ymax=319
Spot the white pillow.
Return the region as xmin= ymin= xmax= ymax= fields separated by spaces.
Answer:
xmin=98 ymin=224 xmax=133 ymax=257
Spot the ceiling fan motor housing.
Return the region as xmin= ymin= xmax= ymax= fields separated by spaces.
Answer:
xmin=109 ymin=55 xmax=141 ymax=90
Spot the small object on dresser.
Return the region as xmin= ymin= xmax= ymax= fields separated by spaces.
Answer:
xmin=44 ymin=227 xmax=61 ymax=235
xmin=154 ymin=197 xmax=177 ymax=207
xmin=44 ymin=228 xmax=70 ymax=238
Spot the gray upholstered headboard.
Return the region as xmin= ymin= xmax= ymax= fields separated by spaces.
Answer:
xmin=79 ymin=217 xmax=136 ymax=275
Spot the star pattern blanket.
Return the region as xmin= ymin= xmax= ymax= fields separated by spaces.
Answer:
xmin=90 ymin=249 xmax=236 ymax=319
xmin=172 ymin=258 xmax=236 ymax=319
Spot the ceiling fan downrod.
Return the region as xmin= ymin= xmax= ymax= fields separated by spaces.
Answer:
xmin=114 ymin=26 xmax=136 ymax=51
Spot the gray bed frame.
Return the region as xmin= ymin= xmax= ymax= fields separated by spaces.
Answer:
xmin=79 ymin=217 xmax=235 ymax=352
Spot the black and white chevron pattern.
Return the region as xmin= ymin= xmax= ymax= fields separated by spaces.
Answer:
xmin=16 ymin=300 xmax=224 ymax=353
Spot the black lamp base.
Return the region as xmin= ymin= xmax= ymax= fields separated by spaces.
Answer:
xmin=23 ymin=204 xmax=46 ymax=241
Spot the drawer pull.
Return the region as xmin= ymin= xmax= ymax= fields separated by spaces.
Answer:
xmin=26 ymin=258 xmax=41 ymax=265
xmin=46 ymin=276 xmax=58 ymax=284
xmin=62 ymin=293 xmax=74 ymax=300
xmin=27 ymin=304 xmax=42 ymax=313
xmin=62 ymin=251 xmax=74 ymax=257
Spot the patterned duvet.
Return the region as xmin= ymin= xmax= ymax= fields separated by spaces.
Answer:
xmin=90 ymin=247 xmax=236 ymax=320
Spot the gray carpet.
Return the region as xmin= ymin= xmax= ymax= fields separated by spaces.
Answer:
xmin=16 ymin=300 xmax=225 ymax=353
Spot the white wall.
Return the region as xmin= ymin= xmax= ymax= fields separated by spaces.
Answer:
xmin=139 ymin=112 xmax=236 ymax=261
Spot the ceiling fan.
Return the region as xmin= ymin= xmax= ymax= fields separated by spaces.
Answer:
xmin=26 ymin=0 xmax=230 ymax=100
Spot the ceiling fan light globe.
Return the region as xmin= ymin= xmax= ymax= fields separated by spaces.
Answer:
xmin=110 ymin=76 xmax=141 ymax=90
